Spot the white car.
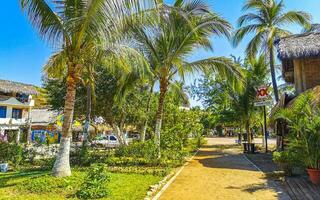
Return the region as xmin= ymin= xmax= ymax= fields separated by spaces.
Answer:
xmin=91 ymin=135 xmax=120 ymax=148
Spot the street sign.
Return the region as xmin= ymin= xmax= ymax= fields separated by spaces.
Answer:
xmin=254 ymin=85 xmax=273 ymax=152
xmin=254 ymin=85 xmax=273 ymax=107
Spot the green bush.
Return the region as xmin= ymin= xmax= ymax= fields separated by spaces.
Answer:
xmin=70 ymin=145 xmax=92 ymax=166
xmin=274 ymin=93 xmax=320 ymax=169
xmin=76 ymin=164 xmax=110 ymax=199
xmin=0 ymin=142 xmax=24 ymax=167
xmin=273 ymin=151 xmax=299 ymax=176
xmin=115 ymin=140 xmax=157 ymax=160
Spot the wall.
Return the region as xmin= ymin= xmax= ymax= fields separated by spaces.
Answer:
xmin=293 ymin=58 xmax=320 ymax=94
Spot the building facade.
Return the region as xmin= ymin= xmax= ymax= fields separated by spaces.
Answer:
xmin=274 ymin=25 xmax=320 ymax=150
xmin=0 ymin=79 xmax=37 ymax=143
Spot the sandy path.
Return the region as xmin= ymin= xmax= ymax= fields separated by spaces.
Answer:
xmin=159 ymin=138 xmax=283 ymax=200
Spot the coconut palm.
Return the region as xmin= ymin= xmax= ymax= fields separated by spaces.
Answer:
xmin=233 ymin=0 xmax=311 ymax=102
xmin=20 ymin=0 xmax=150 ymax=177
xmin=130 ymin=0 xmax=241 ymax=157
xmin=229 ymin=56 xmax=268 ymax=143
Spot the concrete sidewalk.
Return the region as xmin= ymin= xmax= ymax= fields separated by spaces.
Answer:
xmin=159 ymin=138 xmax=288 ymax=200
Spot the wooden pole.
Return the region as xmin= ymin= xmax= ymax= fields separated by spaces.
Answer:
xmin=263 ymin=106 xmax=268 ymax=152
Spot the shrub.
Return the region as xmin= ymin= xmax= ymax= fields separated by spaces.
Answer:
xmin=273 ymin=151 xmax=298 ymax=176
xmin=70 ymin=145 xmax=92 ymax=166
xmin=115 ymin=140 xmax=157 ymax=161
xmin=76 ymin=164 xmax=110 ymax=199
xmin=0 ymin=142 xmax=24 ymax=167
xmin=274 ymin=93 xmax=320 ymax=169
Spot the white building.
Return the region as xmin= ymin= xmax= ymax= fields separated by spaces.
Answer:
xmin=0 ymin=79 xmax=37 ymax=142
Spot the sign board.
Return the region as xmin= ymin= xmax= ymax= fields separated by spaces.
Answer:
xmin=254 ymin=85 xmax=273 ymax=107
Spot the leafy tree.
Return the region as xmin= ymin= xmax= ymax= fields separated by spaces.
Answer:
xmin=233 ymin=0 xmax=311 ymax=102
xmin=20 ymin=0 xmax=150 ymax=176
xmin=131 ymin=0 xmax=240 ymax=158
xmin=192 ymin=56 xmax=268 ymax=143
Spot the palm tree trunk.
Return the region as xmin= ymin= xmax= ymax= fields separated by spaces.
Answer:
xmin=83 ymin=85 xmax=91 ymax=144
xmin=141 ymin=82 xmax=155 ymax=142
xmin=155 ymin=77 xmax=168 ymax=159
xmin=113 ymin=124 xmax=126 ymax=146
xmin=269 ymin=47 xmax=279 ymax=102
xmin=52 ymin=74 xmax=77 ymax=177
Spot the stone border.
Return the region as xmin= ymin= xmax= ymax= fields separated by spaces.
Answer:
xmin=144 ymin=149 xmax=199 ymax=200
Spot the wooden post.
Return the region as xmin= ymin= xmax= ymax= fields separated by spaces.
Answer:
xmin=263 ymin=106 xmax=268 ymax=153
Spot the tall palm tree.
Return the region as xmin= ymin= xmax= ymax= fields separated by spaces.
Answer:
xmin=20 ymin=0 xmax=148 ymax=177
xmin=131 ymin=0 xmax=241 ymax=157
xmin=229 ymin=56 xmax=268 ymax=144
xmin=233 ymin=0 xmax=311 ymax=102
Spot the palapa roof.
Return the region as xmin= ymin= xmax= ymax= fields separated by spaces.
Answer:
xmin=0 ymin=79 xmax=38 ymax=95
xmin=276 ymin=24 xmax=320 ymax=60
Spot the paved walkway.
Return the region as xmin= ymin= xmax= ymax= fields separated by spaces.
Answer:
xmin=159 ymin=138 xmax=288 ymax=200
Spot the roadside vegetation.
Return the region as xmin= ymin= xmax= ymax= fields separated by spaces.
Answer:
xmin=2 ymin=0 xmax=319 ymax=199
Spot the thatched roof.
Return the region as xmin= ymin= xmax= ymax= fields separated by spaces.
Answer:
xmin=276 ymin=26 xmax=320 ymax=60
xmin=0 ymin=79 xmax=38 ymax=95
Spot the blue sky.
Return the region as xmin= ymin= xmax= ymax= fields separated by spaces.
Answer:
xmin=1 ymin=0 xmax=320 ymax=106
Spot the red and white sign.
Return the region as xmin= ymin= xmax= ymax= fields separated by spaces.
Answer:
xmin=256 ymin=86 xmax=270 ymax=99
xmin=254 ymin=85 xmax=273 ymax=107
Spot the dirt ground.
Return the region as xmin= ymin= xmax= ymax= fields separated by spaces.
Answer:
xmin=159 ymin=138 xmax=289 ymax=200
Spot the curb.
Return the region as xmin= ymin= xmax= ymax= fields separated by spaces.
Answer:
xmin=146 ymin=149 xmax=200 ymax=200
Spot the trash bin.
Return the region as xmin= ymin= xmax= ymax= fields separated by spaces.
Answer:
xmin=0 ymin=163 xmax=8 ymax=172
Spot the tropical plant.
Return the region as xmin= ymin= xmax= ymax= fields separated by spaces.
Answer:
xmin=274 ymin=93 xmax=320 ymax=169
xmin=192 ymin=56 xmax=268 ymax=143
xmin=20 ymin=0 xmax=150 ymax=177
xmin=233 ymin=0 xmax=311 ymax=102
xmin=229 ymin=56 xmax=268 ymax=143
xmin=130 ymin=0 xmax=241 ymax=158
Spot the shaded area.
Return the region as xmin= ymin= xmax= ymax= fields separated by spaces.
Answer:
xmin=245 ymin=153 xmax=279 ymax=173
xmin=285 ymin=176 xmax=320 ymax=200
xmin=0 ymin=170 xmax=48 ymax=189
xmin=196 ymin=145 xmax=260 ymax=171
xmin=245 ymin=152 xmax=320 ymax=200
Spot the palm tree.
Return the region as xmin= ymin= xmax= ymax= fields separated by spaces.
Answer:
xmin=229 ymin=56 xmax=268 ymax=144
xmin=20 ymin=0 xmax=148 ymax=177
xmin=233 ymin=0 xmax=311 ymax=102
xmin=131 ymin=0 xmax=241 ymax=157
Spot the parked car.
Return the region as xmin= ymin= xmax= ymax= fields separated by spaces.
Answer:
xmin=91 ymin=135 xmax=120 ymax=148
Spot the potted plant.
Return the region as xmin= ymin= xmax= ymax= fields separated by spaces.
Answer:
xmin=274 ymin=93 xmax=320 ymax=185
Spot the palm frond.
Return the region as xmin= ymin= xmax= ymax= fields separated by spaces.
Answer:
xmin=43 ymin=50 xmax=68 ymax=78
xmin=20 ymin=0 xmax=68 ymax=46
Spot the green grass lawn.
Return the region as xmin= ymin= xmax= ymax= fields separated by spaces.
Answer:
xmin=0 ymin=169 xmax=163 ymax=200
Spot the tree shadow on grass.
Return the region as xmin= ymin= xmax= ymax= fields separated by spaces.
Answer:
xmin=0 ymin=170 xmax=49 ymax=188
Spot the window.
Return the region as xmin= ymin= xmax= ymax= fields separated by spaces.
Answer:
xmin=0 ymin=106 xmax=6 ymax=118
xmin=12 ymin=108 xmax=22 ymax=119
xmin=110 ymin=136 xmax=117 ymax=141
